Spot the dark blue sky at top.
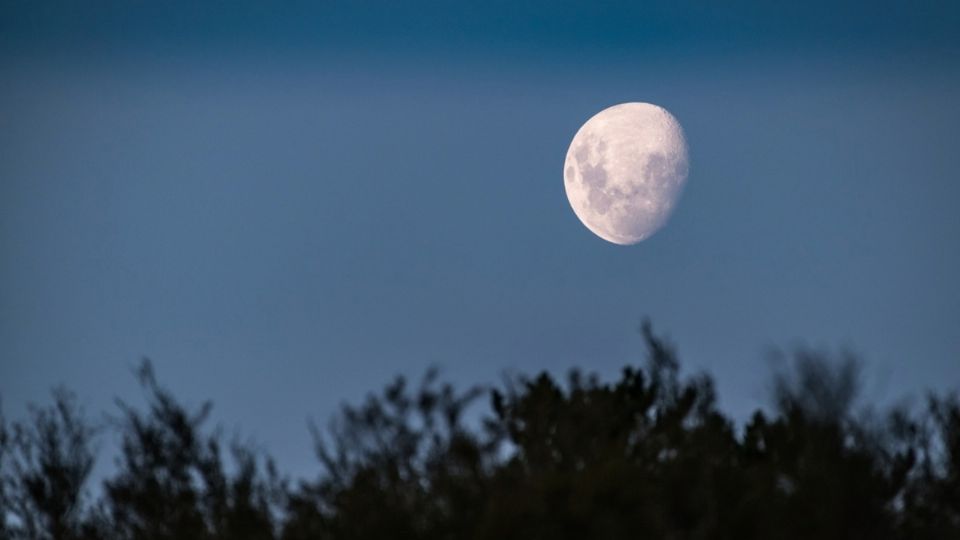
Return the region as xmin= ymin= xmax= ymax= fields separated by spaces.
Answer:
xmin=2 ymin=1 xmax=959 ymax=478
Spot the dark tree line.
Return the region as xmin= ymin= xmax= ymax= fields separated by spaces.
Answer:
xmin=2 ymin=323 xmax=958 ymax=539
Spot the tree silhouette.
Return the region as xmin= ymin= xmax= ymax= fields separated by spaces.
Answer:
xmin=2 ymin=323 xmax=958 ymax=539
xmin=0 ymin=389 xmax=97 ymax=540
xmin=281 ymin=367 xmax=489 ymax=540
xmin=99 ymin=362 xmax=279 ymax=540
xmin=474 ymin=324 xmax=735 ymax=539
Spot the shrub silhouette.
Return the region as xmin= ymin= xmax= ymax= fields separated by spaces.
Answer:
xmin=0 ymin=389 xmax=96 ymax=540
xmin=2 ymin=323 xmax=958 ymax=539
xmin=100 ymin=362 xmax=278 ymax=540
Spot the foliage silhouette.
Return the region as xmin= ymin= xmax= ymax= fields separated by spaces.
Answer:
xmin=0 ymin=389 xmax=97 ymax=540
xmin=2 ymin=323 xmax=958 ymax=539
xmin=97 ymin=362 xmax=279 ymax=540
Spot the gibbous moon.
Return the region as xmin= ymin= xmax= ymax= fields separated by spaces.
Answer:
xmin=564 ymin=102 xmax=689 ymax=245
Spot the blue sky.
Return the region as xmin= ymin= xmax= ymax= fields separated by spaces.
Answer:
xmin=2 ymin=1 xmax=959 ymax=478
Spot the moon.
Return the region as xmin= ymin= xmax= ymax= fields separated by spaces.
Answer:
xmin=564 ymin=102 xmax=689 ymax=245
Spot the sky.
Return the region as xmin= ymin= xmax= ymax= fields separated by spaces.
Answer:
xmin=2 ymin=1 xmax=959 ymax=479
